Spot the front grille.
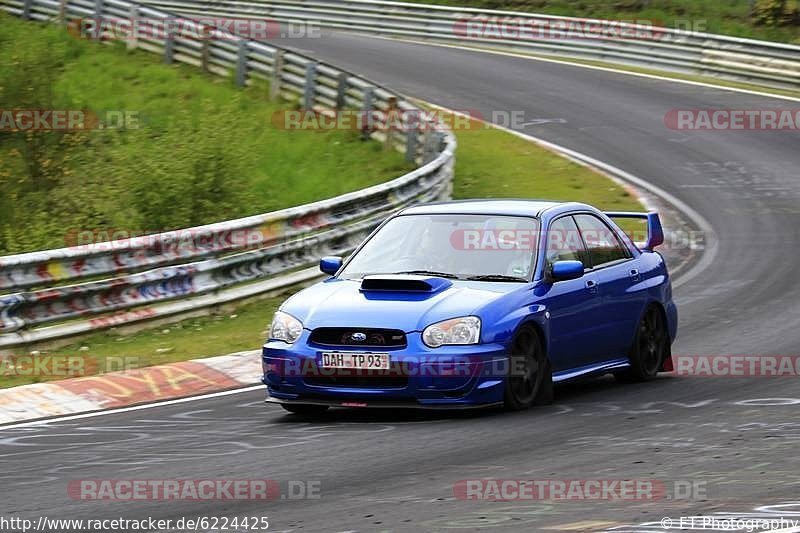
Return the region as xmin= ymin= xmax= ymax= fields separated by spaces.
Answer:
xmin=309 ymin=327 xmax=407 ymax=347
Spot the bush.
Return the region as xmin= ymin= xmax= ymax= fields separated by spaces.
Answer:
xmin=753 ymin=0 xmax=800 ymax=26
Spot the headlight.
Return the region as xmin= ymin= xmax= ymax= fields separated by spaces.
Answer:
xmin=422 ymin=316 xmax=481 ymax=348
xmin=269 ymin=311 xmax=303 ymax=344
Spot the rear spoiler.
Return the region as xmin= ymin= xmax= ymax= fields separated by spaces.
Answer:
xmin=604 ymin=211 xmax=664 ymax=251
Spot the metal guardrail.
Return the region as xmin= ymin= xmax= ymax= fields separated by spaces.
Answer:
xmin=142 ymin=0 xmax=800 ymax=89
xmin=0 ymin=1 xmax=456 ymax=347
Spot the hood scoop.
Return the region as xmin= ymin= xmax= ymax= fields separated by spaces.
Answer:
xmin=360 ymin=275 xmax=452 ymax=293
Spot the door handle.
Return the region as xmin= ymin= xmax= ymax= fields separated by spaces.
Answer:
xmin=629 ymin=268 xmax=640 ymax=281
xmin=585 ymin=279 xmax=598 ymax=294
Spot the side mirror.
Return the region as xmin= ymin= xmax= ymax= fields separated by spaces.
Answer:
xmin=550 ymin=260 xmax=584 ymax=282
xmin=319 ymin=256 xmax=343 ymax=276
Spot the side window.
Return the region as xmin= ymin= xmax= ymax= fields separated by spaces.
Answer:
xmin=546 ymin=216 xmax=588 ymax=267
xmin=574 ymin=214 xmax=630 ymax=268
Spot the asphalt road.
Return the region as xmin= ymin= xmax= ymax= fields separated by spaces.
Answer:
xmin=3 ymin=32 xmax=800 ymax=532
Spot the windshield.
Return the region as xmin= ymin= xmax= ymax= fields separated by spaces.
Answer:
xmin=339 ymin=214 xmax=540 ymax=281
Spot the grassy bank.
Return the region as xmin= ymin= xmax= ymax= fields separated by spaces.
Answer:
xmin=402 ymin=0 xmax=800 ymax=43
xmin=1 ymin=112 xmax=644 ymax=388
xmin=448 ymin=116 xmax=639 ymax=209
xmin=0 ymin=14 xmax=410 ymax=255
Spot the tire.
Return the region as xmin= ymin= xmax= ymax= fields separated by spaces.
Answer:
xmin=280 ymin=404 xmax=330 ymax=415
xmin=504 ymin=325 xmax=554 ymax=410
xmin=616 ymin=305 xmax=669 ymax=383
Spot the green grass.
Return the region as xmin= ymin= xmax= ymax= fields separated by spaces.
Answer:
xmin=1 ymin=112 xmax=644 ymax=389
xmin=401 ymin=0 xmax=800 ymax=43
xmin=448 ymin=115 xmax=641 ymax=211
xmin=0 ymin=14 xmax=411 ymax=254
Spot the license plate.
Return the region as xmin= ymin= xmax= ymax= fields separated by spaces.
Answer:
xmin=321 ymin=352 xmax=390 ymax=370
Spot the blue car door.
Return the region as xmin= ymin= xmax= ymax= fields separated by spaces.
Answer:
xmin=573 ymin=213 xmax=646 ymax=359
xmin=539 ymin=215 xmax=603 ymax=372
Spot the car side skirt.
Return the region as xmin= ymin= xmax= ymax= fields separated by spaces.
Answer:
xmin=552 ymin=358 xmax=631 ymax=383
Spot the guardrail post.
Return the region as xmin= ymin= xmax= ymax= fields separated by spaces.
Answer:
xmin=405 ymin=124 xmax=418 ymax=164
xmin=303 ymin=62 xmax=317 ymax=109
xmin=235 ymin=40 xmax=248 ymax=87
xmin=269 ymin=49 xmax=284 ymax=101
xmin=199 ymin=25 xmax=209 ymax=73
xmin=94 ymin=0 xmax=103 ymax=21
xmin=422 ymin=129 xmax=443 ymax=164
xmin=164 ymin=24 xmax=175 ymax=64
xmin=22 ymin=0 xmax=32 ymax=19
xmin=127 ymin=4 xmax=139 ymax=50
xmin=431 ymin=131 xmax=445 ymax=162
xmin=335 ymin=72 xmax=348 ymax=110
xmin=384 ymin=96 xmax=397 ymax=151
xmin=361 ymin=86 xmax=374 ymax=140
xmin=57 ymin=0 xmax=68 ymax=25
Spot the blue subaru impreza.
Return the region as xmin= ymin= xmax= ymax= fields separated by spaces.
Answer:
xmin=262 ymin=200 xmax=677 ymax=414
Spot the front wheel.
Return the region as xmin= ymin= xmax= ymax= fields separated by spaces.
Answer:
xmin=616 ymin=305 xmax=669 ymax=382
xmin=280 ymin=404 xmax=330 ymax=416
xmin=504 ymin=325 xmax=554 ymax=410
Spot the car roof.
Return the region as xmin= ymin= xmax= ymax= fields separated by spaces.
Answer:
xmin=398 ymin=199 xmax=593 ymax=218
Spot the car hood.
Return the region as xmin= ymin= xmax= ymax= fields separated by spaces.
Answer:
xmin=281 ymin=277 xmax=523 ymax=332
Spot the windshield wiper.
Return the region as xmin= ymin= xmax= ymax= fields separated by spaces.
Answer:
xmin=392 ymin=270 xmax=462 ymax=279
xmin=464 ymin=274 xmax=528 ymax=282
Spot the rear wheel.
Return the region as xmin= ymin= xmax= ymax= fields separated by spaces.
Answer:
xmin=280 ymin=404 xmax=330 ymax=415
xmin=616 ymin=305 xmax=668 ymax=382
xmin=504 ymin=325 xmax=553 ymax=410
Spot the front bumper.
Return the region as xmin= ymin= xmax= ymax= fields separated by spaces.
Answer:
xmin=262 ymin=331 xmax=509 ymax=408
